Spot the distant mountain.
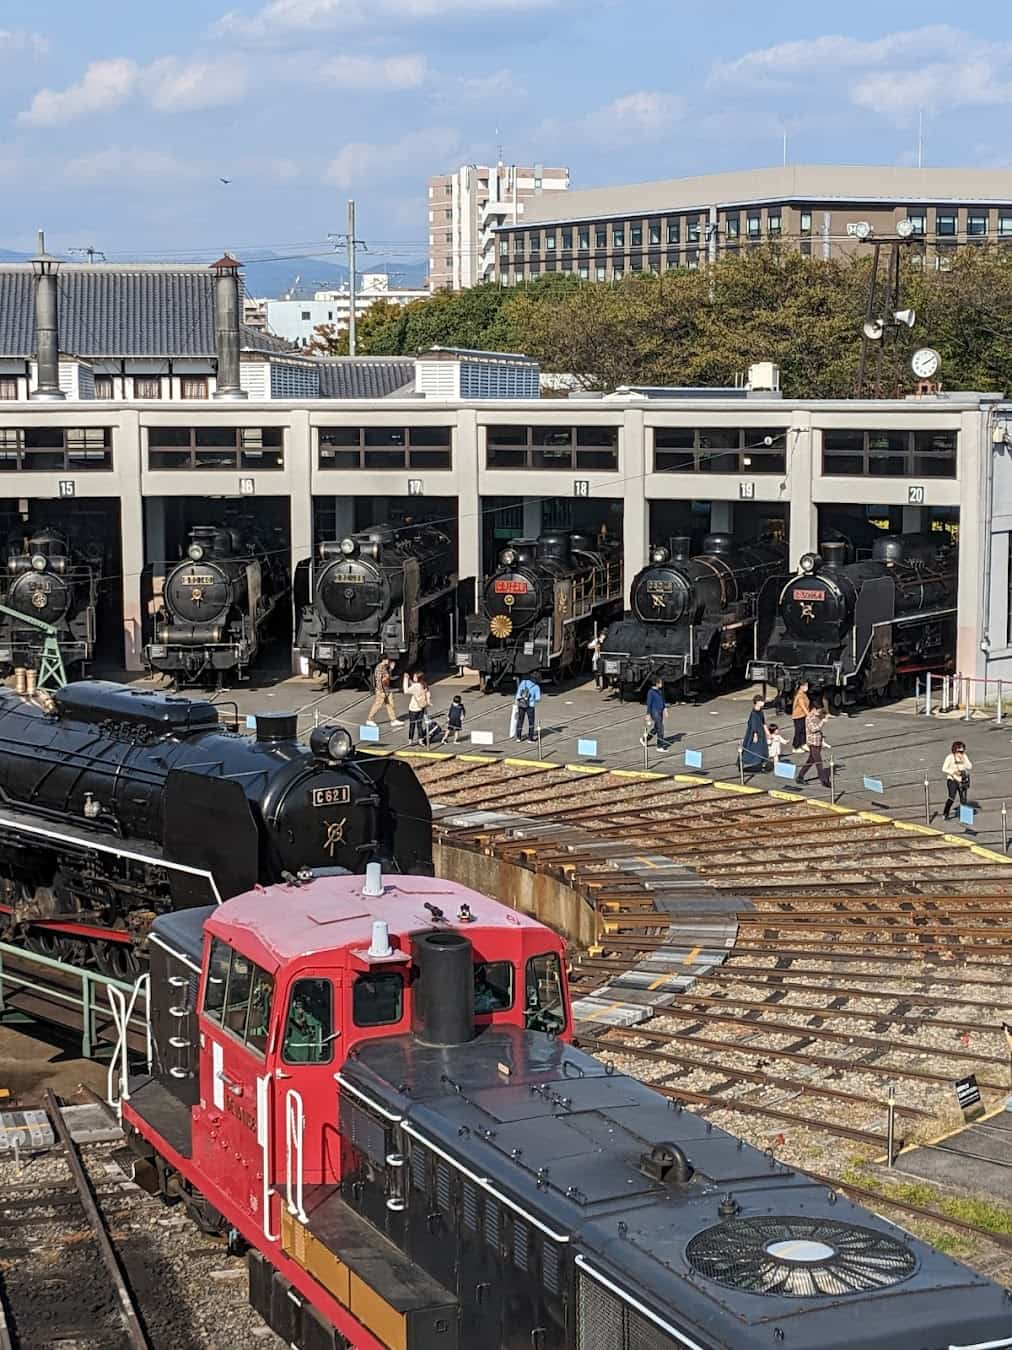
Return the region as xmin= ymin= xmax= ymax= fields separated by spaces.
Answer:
xmin=0 ymin=250 xmax=31 ymax=262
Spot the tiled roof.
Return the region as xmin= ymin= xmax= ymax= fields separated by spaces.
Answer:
xmin=316 ymin=358 xmax=416 ymax=399
xmin=0 ymin=265 xmax=295 ymax=359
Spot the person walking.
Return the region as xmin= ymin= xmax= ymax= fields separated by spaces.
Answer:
xmin=767 ymin=723 xmax=788 ymax=769
xmin=942 ymin=740 xmax=973 ymax=820
xmin=447 ymin=694 xmax=466 ymax=744
xmin=403 ymin=671 xmax=431 ymax=745
xmin=366 ymin=657 xmax=404 ymax=728
xmin=587 ymin=630 xmax=606 ymax=689
xmin=741 ymin=695 xmax=769 ymax=772
xmin=791 ymin=681 xmax=811 ymax=751
xmin=514 ymin=674 xmax=541 ymax=743
xmin=640 ymin=678 xmax=669 ymax=751
xmin=797 ymin=706 xmax=831 ymax=787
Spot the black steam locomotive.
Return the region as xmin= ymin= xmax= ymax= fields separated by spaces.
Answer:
xmin=295 ymin=524 xmax=456 ymax=687
xmin=0 ymin=526 xmax=102 ymax=675
xmin=749 ymin=532 xmax=957 ymax=706
xmin=462 ymin=531 xmax=623 ymax=689
xmin=601 ymin=533 xmax=786 ymax=698
xmin=0 ymin=680 xmax=432 ymax=977
xmin=145 ymin=522 xmax=289 ymax=685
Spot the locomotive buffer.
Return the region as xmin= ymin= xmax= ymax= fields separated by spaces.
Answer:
xmin=0 ymin=601 xmax=67 ymax=689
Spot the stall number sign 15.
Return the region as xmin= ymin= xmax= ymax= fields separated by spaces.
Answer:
xmin=58 ymin=480 xmax=75 ymax=498
xmin=908 ymin=485 xmax=925 ymax=505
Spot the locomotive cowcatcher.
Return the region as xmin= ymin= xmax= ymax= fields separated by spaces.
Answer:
xmin=145 ymin=521 xmax=289 ymax=685
xmin=121 ymin=870 xmax=1012 ymax=1350
xmin=461 ymin=530 xmax=623 ymax=690
xmin=0 ymin=525 xmax=101 ymax=676
xmin=601 ymin=533 xmax=786 ymax=699
xmin=749 ymin=532 xmax=957 ymax=707
xmin=296 ymin=524 xmax=456 ymax=688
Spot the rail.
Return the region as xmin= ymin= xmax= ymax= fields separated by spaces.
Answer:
xmin=0 ymin=940 xmax=149 ymax=1063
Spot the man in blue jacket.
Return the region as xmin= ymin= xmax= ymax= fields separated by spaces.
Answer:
xmin=640 ymin=678 xmax=668 ymax=751
xmin=514 ymin=674 xmax=541 ymax=742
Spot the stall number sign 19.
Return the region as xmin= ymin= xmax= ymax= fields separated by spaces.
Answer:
xmin=908 ymin=484 xmax=925 ymax=504
xmin=739 ymin=481 xmax=755 ymax=499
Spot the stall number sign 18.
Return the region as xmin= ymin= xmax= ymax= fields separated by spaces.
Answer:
xmin=574 ymin=480 xmax=590 ymax=497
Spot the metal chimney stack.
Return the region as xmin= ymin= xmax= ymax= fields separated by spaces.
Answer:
xmin=210 ymin=253 xmax=247 ymax=400
xmin=30 ymin=230 xmax=65 ymax=402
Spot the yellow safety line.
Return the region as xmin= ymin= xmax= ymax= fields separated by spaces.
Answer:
xmin=711 ymin=781 xmax=763 ymax=795
xmin=768 ymin=789 xmax=803 ymax=802
xmin=940 ymin=833 xmax=976 ymax=848
xmin=395 ymin=750 xmax=452 ymax=761
xmin=565 ymin=764 xmax=607 ymax=775
xmin=893 ymin=821 xmax=939 ymax=834
xmin=805 ymin=799 xmax=853 ymax=813
xmin=674 ymin=775 xmax=711 ymax=785
xmin=502 ymin=758 xmax=557 ymax=770
xmin=458 ymin=753 xmax=500 ymax=764
xmin=972 ymin=845 xmax=1012 ymax=864
xmin=858 ymin=811 xmax=891 ymax=824
xmin=611 ymin=769 xmax=666 ymax=779
xmin=357 ymin=746 xmax=393 ymax=757
xmin=683 ymin=945 xmax=702 ymax=966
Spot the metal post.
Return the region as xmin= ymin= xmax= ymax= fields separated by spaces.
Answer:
xmin=1002 ymin=801 xmax=1008 ymax=854
xmin=347 ymin=199 xmax=357 ymax=357
xmin=997 ymin=683 xmax=1003 ymax=724
xmin=964 ymin=675 xmax=972 ymax=721
xmin=925 ymin=671 xmax=932 ymax=717
xmin=0 ymin=947 xmax=4 ymax=1015
xmin=829 ymin=752 xmax=836 ymax=805
xmin=82 ymin=972 xmax=93 ymax=1060
xmin=537 ymin=723 xmax=543 ymax=760
xmin=924 ymin=777 xmax=931 ymax=825
xmin=886 ymin=1082 xmax=896 ymax=1167
xmin=914 ymin=676 xmax=920 ymax=716
xmin=738 ymin=746 xmax=745 ymax=785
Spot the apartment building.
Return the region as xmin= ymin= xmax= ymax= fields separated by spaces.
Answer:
xmin=493 ymin=164 xmax=1012 ymax=284
xmin=428 ymin=163 xmax=570 ymax=291
xmin=262 ymin=274 xmax=429 ymax=346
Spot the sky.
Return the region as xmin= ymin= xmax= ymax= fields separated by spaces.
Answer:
xmin=1 ymin=1 xmax=1011 ymax=270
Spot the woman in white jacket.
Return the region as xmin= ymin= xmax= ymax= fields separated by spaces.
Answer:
xmin=403 ymin=671 xmax=431 ymax=745
xmin=941 ymin=740 xmax=972 ymax=820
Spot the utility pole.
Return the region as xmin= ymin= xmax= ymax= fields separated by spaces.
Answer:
xmin=347 ymin=199 xmax=357 ymax=357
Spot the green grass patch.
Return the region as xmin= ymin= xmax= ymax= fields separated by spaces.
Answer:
xmin=840 ymin=1167 xmax=1012 ymax=1237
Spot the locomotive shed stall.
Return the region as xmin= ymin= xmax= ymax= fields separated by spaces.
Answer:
xmin=394 ymin=753 xmax=1012 ymax=1279
xmin=5 ymin=390 xmax=1012 ymax=688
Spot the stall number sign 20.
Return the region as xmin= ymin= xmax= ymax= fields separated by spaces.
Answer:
xmin=908 ymin=485 xmax=925 ymax=505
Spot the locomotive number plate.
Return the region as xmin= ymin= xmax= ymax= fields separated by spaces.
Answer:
xmin=310 ymin=786 xmax=352 ymax=807
xmin=336 ymin=572 xmax=365 ymax=583
xmin=494 ymin=579 xmax=528 ymax=594
xmin=181 ymin=573 xmax=215 ymax=586
xmin=645 ymin=580 xmax=674 ymax=593
xmin=793 ymin=589 xmax=825 ymax=602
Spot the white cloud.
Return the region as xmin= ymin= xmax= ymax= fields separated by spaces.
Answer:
xmin=326 ymin=127 xmax=462 ymax=188
xmin=711 ymin=27 xmax=1012 ymax=122
xmin=18 ymin=58 xmax=139 ymax=127
xmin=64 ymin=147 xmax=208 ymax=185
xmin=147 ymin=56 xmax=249 ymax=111
xmin=316 ymin=53 xmax=428 ymax=90
xmin=543 ymin=90 xmax=684 ymax=150
xmin=0 ymin=29 xmax=49 ymax=59
xmin=219 ymin=0 xmax=554 ymax=39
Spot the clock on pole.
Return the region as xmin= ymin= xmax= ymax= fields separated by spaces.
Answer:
xmin=911 ymin=347 xmax=940 ymax=379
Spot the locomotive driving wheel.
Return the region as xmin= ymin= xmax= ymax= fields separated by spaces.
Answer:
xmin=24 ymin=927 xmax=82 ymax=965
xmin=93 ymin=939 xmax=142 ymax=982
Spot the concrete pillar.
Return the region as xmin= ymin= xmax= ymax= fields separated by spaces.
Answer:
xmin=144 ymin=496 xmax=166 ymax=564
xmin=333 ymin=496 xmax=355 ymax=536
xmin=522 ymin=497 xmax=542 ymax=538
xmin=622 ymin=407 xmax=647 ymax=591
xmin=288 ymin=409 xmax=312 ymax=673
xmin=456 ymin=408 xmax=480 ymax=582
xmin=787 ymin=415 xmax=816 ymax=568
xmin=118 ymin=411 xmax=145 ymax=671
xmin=709 ymin=501 xmax=734 ymax=533
xmin=956 ymin=408 xmax=985 ymax=680
xmin=902 ymin=506 xmax=926 ymax=533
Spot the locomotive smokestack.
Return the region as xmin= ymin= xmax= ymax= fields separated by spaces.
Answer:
xmin=30 ymin=230 xmax=66 ymax=402
xmin=412 ymin=930 xmax=475 ymax=1046
xmin=820 ymin=541 xmax=847 ymax=569
xmin=670 ymin=535 xmax=691 ymax=561
xmin=210 ymin=253 xmax=247 ymax=401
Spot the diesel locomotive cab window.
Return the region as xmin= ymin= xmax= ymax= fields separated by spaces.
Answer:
xmin=486 ymin=425 xmax=619 ymax=471
xmin=203 ymin=937 xmax=274 ymax=1056
xmin=0 ymin=427 xmax=113 ymax=472
xmin=474 ymin=960 xmax=514 ymax=1013
xmin=282 ymin=978 xmax=335 ymax=1064
xmin=317 ymin=426 xmax=452 ymax=471
xmin=525 ymin=953 xmax=565 ymax=1035
xmin=148 ymin=427 xmax=284 ymax=470
xmin=653 ymin=427 xmax=786 ymax=474
xmin=822 ymin=429 xmax=957 ymax=478
xmin=352 ymin=971 xmax=403 ymax=1027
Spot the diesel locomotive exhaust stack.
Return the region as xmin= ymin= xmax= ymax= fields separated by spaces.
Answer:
xmin=412 ymin=930 xmax=475 ymax=1047
xmin=210 ymin=253 xmax=248 ymax=401
xmin=30 ymin=230 xmax=66 ymax=402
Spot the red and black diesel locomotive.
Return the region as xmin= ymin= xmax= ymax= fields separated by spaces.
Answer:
xmin=122 ymin=868 xmax=1012 ymax=1350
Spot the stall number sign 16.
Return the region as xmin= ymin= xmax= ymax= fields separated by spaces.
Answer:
xmin=908 ymin=485 xmax=925 ymax=505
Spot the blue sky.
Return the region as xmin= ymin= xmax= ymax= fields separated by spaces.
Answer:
xmin=1 ymin=1 xmax=1010 ymax=267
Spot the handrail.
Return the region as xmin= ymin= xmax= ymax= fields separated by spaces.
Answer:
xmin=257 ymin=1074 xmax=278 ymax=1242
xmin=285 ymin=1088 xmax=308 ymax=1223
xmin=106 ymin=973 xmax=151 ymax=1115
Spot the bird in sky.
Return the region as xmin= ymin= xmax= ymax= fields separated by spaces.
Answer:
xmin=219 ymin=177 xmax=232 ymax=185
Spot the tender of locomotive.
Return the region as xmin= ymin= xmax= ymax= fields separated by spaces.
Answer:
xmin=146 ymin=522 xmax=289 ymax=684
xmin=122 ymin=869 xmax=1012 ymax=1350
xmin=749 ymin=532 xmax=957 ymax=706
xmin=0 ymin=680 xmax=431 ymax=977
xmin=0 ymin=525 xmax=102 ymax=675
xmin=601 ymin=533 xmax=786 ymax=698
xmin=461 ymin=531 xmax=623 ymax=690
xmin=296 ymin=524 xmax=456 ymax=687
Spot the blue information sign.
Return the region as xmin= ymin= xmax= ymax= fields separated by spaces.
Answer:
xmin=684 ymin=749 xmax=703 ymax=769
xmin=774 ymin=760 xmax=797 ymax=779
xmin=359 ymin=724 xmax=380 ymax=743
xmin=959 ymin=804 xmax=974 ymax=826
xmin=245 ymin=714 xmax=257 ymax=730
xmin=863 ymin=776 xmax=885 ymax=795
xmin=577 ymin=738 xmax=598 ymax=758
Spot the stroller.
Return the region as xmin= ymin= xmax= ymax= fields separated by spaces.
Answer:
xmin=418 ymin=710 xmax=445 ymax=747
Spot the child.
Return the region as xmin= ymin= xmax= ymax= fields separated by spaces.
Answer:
xmin=767 ymin=723 xmax=788 ymax=768
xmin=447 ymin=694 xmax=465 ymax=743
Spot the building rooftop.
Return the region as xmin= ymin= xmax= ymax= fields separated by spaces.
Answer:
xmin=509 ymin=163 xmax=1012 ymax=228
xmin=316 ymin=357 xmax=417 ymax=399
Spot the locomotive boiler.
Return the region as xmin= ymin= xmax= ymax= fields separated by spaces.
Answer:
xmin=749 ymin=532 xmax=957 ymax=706
xmin=296 ymin=523 xmax=456 ymax=687
xmin=121 ymin=869 xmax=1012 ymax=1350
xmin=601 ymin=533 xmax=786 ymax=698
xmin=145 ymin=522 xmax=289 ymax=684
xmin=0 ymin=525 xmax=101 ymax=676
xmin=461 ymin=530 xmax=623 ymax=689
xmin=0 ymin=680 xmax=432 ymax=977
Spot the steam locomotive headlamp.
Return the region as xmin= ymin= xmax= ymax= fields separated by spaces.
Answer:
xmin=310 ymin=724 xmax=353 ymax=761
xmin=187 ymin=543 xmax=205 ymax=562
xmin=30 ymin=553 xmax=47 ymax=572
xmin=799 ymin=553 xmax=818 ymax=575
xmin=339 ymin=537 xmax=357 ymax=556
xmin=650 ymin=547 xmax=670 ymax=564
xmin=500 ymin=547 xmax=518 ymax=566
